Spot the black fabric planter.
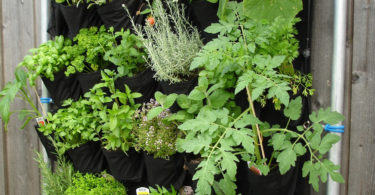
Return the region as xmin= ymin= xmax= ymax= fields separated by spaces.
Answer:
xmin=143 ymin=153 xmax=186 ymax=190
xmin=41 ymin=71 xmax=82 ymax=109
xmin=159 ymin=78 xmax=197 ymax=112
xmin=77 ymin=71 xmax=102 ymax=94
xmin=115 ymin=69 xmax=158 ymax=104
xmin=184 ymin=155 xmax=201 ymax=190
xmin=34 ymin=125 xmax=57 ymax=161
xmin=58 ymin=3 xmax=103 ymax=39
xmin=97 ymin=0 xmax=146 ymax=32
xmin=189 ymin=0 xmax=219 ymax=44
xmin=236 ymin=161 xmax=299 ymax=195
xmin=102 ymin=148 xmax=145 ymax=183
xmin=66 ymin=141 xmax=106 ymax=174
xmin=48 ymin=1 xmax=69 ymax=37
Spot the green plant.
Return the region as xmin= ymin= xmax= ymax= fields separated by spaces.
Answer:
xmin=127 ymin=0 xmax=203 ymax=83
xmin=132 ymin=98 xmax=181 ymax=159
xmin=148 ymin=2 xmax=344 ymax=194
xmin=150 ymin=185 xmax=178 ymax=195
xmin=35 ymin=150 xmax=74 ymax=195
xmin=18 ymin=36 xmax=73 ymax=85
xmin=39 ymin=97 xmax=101 ymax=154
xmin=84 ymin=70 xmax=142 ymax=152
xmin=103 ymin=29 xmax=147 ymax=77
xmin=64 ymin=172 xmax=127 ymax=195
xmin=55 ymin=0 xmax=83 ymax=6
xmin=0 ymin=67 xmax=42 ymax=131
xmin=86 ymin=0 xmax=112 ymax=8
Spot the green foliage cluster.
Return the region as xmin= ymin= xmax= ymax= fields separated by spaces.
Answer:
xmin=35 ymin=151 xmax=74 ymax=195
xmin=128 ymin=0 xmax=203 ymax=83
xmin=0 ymin=68 xmax=41 ymax=131
xmin=65 ymin=26 xmax=146 ymax=76
xmin=147 ymin=1 xmax=344 ymax=194
xmin=65 ymin=172 xmax=126 ymax=195
xmin=132 ymin=98 xmax=181 ymax=159
xmin=150 ymin=185 xmax=178 ymax=195
xmin=55 ymin=0 xmax=84 ymax=6
xmin=18 ymin=36 xmax=73 ymax=85
xmin=38 ymin=70 xmax=141 ymax=153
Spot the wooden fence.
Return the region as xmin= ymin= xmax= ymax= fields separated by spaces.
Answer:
xmin=0 ymin=0 xmax=374 ymax=194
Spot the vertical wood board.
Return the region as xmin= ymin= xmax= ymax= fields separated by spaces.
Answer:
xmin=348 ymin=0 xmax=375 ymax=194
xmin=1 ymin=0 xmax=41 ymax=194
xmin=0 ymin=0 xmax=6 ymax=193
xmin=310 ymin=0 xmax=334 ymax=193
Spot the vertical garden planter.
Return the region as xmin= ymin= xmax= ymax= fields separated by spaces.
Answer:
xmin=96 ymin=0 xmax=146 ymax=32
xmin=115 ymin=69 xmax=158 ymax=104
xmin=66 ymin=141 xmax=107 ymax=174
xmin=143 ymin=153 xmax=186 ymax=190
xmin=102 ymin=148 xmax=145 ymax=183
xmin=41 ymin=70 xmax=82 ymax=108
xmin=48 ymin=1 xmax=69 ymax=37
xmin=34 ymin=125 xmax=57 ymax=161
xmin=58 ymin=3 xmax=102 ymax=39
xmin=159 ymin=78 xmax=197 ymax=112
xmin=77 ymin=71 xmax=102 ymax=94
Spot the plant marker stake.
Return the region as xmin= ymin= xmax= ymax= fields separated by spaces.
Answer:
xmin=136 ymin=187 xmax=150 ymax=195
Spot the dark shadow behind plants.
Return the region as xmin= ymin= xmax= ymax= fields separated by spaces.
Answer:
xmin=132 ymin=98 xmax=186 ymax=190
xmin=147 ymin=1 xmax=344 ymax=194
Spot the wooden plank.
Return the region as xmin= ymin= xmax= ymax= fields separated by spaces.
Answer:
xmin=2 ymin=0 xmax=41 ymax=194
xmin=310 ymin=0 xmax=334 ymax=194
xmin=0 ymin=0 xmax=7 ymax=193
xmin=348 ymin=0 xmax=375 ymax=194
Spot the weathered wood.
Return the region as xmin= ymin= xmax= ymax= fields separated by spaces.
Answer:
xmin=0 ymin=0 xmax=7 ymax=193
xmin=310 ymin=0 xmax=334 ymax=194
xmin=348 ymin=0 xmax=375 ymax=194
xmin=1 ymin=0 xmax=41 ymax=194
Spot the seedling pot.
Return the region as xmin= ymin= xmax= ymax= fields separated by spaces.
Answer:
xmin=143 ymin=152 xmax=186 ymax=190
xmin=66 ymin=141 xmax=107 ymax=174
xmin=102 ymin=148 xmax=144 ymax=183
xmin=115 ymin=69 xmax=158 ymax=104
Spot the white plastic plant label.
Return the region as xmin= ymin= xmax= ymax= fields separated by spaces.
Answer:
xmin=136 ymin=187 xmax=150 ymax=195
xmin=36 ymin=117 xmax=46 ymax=127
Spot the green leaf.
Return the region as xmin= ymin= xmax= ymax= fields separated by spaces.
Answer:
xmin=163 ymin=93 xmax=178 ymax=108
xmin=318 ymin=134 xmax=341 ymax=154
xmin=176 ymin=94 xmax=191 ymax=109
xmin=154 ymin=91 xmax=167 ymax=105
xmin=146 ymin=107 xmax=164 ymax=120
xmin=277 ymin=148 xmax=296 ymax=174
xmin=204 ymin=23 xmax=226 ymax=35
xmin=232 ymin=128 xmax=254 ymax=154
xmin=284 ymin=97 xmax=302 ymax=120
xmin=243 ymin=0 xmax=303 ymax=24
xmin=177 ymin=135 xmax=212 ymax=154
xmin=220 ymin=150 xmax=238 ymax=179
xmin=234 ymin=114 xmax=261 ymax=129
xmin=310 ymin=107 xmax=345 ymax=125
xmin=270 ymin=56 xmax=286 ymax=68
xmin=189 ymin=88 xmax=206 ymax=101
xmin=216 ymin=174 xmax=237 ymax=195
xmin=309 ymin=133 xmax=321 ymax=150
xmin=235 ymin=71 xmax=253 ymax=94
xmin=267 ymin=85 xmax=291 ymax=106
xmin=209 ymin=89 xmax=231 ymax=108
xmin=271 ymin=133 xmax=286 ymax=150
xmin=293 ymin=143 xmax=307 ymax=156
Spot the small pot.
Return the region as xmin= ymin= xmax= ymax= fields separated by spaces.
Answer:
xmin=66 ymin=141 xmax=107 ymax=174
xmin=58 ymin=3 xmax=103 ymax=39
xmin=115 ymin=69 xmax=158 ymax=104
xmin=34 ymin=125 xmax=57 ymax=161
xmin=41 ymin=70 xmax=82 ymax=109
xmin=143 ymin=152 xmax=186 ymax=190
xmin=102 ymin=148 xmax=145 ymax=183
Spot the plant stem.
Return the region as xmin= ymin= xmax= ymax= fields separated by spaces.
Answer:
xmin=246 ymin=86 xmax=266 ymax=162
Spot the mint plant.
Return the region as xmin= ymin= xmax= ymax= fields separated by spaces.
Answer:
xmin=85 ymin=70 xmax=142 ymax=152
xmin=148 ymin=1 xmax=344 ymax=194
